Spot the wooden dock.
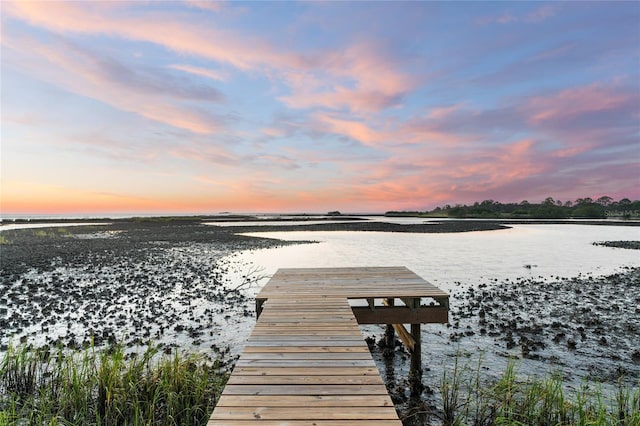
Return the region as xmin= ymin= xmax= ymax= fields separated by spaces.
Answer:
xmin=209 ymin=267 xmax=449 ymax=425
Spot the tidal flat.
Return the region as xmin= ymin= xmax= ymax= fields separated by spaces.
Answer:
xmin=0 ymin=219 xmax=304 ymax=365
xmin=1 ymin=218 xmax=639 ymax=423
xmin=0 ymin=217 xmax=511 ymax=360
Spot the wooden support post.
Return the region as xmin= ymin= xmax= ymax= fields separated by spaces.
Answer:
xmin=410 ymin=323 xmax=422 ymax=376
xmin=255 ymin=299 xmax=265 ymax=318
xmin=384 ymin=298 xmax=395 ymax=348
xmin=409 ymin=298 xmax=423 ymax=395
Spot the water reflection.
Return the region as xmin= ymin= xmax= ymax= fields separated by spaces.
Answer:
xmin=232 ymin=225 xmax=640 ymax=295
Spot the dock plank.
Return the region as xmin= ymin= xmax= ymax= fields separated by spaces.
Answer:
xmin=209 ymin=422 xmax=401 ymax=426
xmin=210 ymin=406 xmax=400 ymax=420
xmin=220 ymin=384 xmax=391 ymax=396
xmin=226 ymin=375 xmax=385 ymax=386
xmin=231 ymin=367 xmax=380 ymax=376
xmin=217 ymin=394 xmax=394 ymax=407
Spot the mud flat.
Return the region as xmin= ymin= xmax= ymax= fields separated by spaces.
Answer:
xmin=593 ymin=240 xmax=640 ymax=250
xmin=0 ymin=220 xmax=307 ymax=364
xmin=447 ymin=265 xmax=640 ymax=383
xmin=224 ymin=219 xmax=510 ymax=233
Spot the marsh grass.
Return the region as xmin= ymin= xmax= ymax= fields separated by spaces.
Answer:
xmin=0 ymin=344 xmax=227 ymax=425
xmin=438 ymin=357 xmax=639 ymax=426
xmin=3 ymin=344 xmax=638 ymax=426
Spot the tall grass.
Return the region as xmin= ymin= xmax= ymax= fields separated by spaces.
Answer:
xmin=0 ymin=344 xmax=227 ymax=425
xmin=437 ymin=357 xmax=639 ymax=426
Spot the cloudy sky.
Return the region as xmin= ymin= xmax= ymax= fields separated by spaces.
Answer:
xmin=1 ymin=1 xmax=639 ymax=215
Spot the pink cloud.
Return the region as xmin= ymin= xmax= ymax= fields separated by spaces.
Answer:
xmin=340 ymin=161 xmax=469 ymax=211
xmin=2 ymin=1 xmax=301 ymax=71
xmin=278 ymin=41 xmax=418 ymax=113
xmin=526 ymin=83 xmax=634 ymax=124
xmin=551 ymin=145 xmax=593 ymax=158
xmin=261 ymin=127 xmax=287 ymax=138
xmin=399 ymin=117 xmax=472 ymax=146
xmin=186 ymin=0 xmax=224 ymax=12
xmin=422 ymin=139 xmax=546 ymax=194
xmin=303 ymin=82 xmax=637 ymax=206
xmin=253 ymin=154 xmax=302 ymax=170
xmin=4 ymin=1 xmax=413 ymax=116
xmin=310 ymin=110 xmax=471 ymax=148
xmin=281 ymin=86 xmax=404 ymax=114
xmin=427 ymin=104 xmax=464 ymax=120
xmin=3 ymin=31 xmax=224 ymax=134
xmin=329 ymin=138 xmax=547 ymax=210
xmin=496 ymin=139 xmax=545 ymax=180
xmin=169 ymin=141 xmax=238 ymax=166
xmin=413 ymin=83 xmax=637 ymax=166
xmin=169 ymin=64 xmax=227 ymax=82
xmin=312 ymin=114 xmax=388 ymax=146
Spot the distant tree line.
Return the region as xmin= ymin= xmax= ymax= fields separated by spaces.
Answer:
xmin=386 ymin=196 xmax=640 ymax=219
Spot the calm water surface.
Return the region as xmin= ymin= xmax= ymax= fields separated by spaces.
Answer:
xmin=231 ymin=224 xmax=640 ymax=294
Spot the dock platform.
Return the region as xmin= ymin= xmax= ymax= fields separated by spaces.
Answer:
xmin=209 ymin=266 xmax=449 ymax=425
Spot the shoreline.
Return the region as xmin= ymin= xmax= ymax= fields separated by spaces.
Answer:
xmin=3 ymin=214 xmax=639 ymax=228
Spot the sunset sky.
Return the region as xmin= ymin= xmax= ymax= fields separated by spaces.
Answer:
xmin=1 ymin=1 xmax=639 ymax=216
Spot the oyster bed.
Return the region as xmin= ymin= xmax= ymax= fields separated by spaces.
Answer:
xmin=0 ymin=220 xmax=304 ymax=366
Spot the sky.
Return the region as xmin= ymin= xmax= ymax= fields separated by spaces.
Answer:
xmin=1 ymin=1 xmax=639 ymax=216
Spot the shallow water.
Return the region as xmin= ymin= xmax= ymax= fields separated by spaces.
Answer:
xmin=232 ymin=224 xmax=640 ymax=293
xmin=222 ymin=223 xmax=640 ymax=394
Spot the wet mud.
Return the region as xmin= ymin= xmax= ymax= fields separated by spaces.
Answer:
xmin=0 ymin=220 xmax=305 ymax=365
xmin=221 ymin=219 xmax=510 ymax=233
xmin=447 ymin=266 xmax=640 ymax=383
xmin=593 ymin=240 xmax=640 ymax=250
xmin=364 ymin=257 xmax=640 ymax=423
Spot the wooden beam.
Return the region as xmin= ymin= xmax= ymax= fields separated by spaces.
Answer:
xmin=351 ymin=306 xmax=448 ymax=324
xmin=391 ymin=324 xmax=415 ymax=352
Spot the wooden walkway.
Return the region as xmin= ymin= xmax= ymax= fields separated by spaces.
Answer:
xmin=209 ymin=267 xmax=449 ymax=425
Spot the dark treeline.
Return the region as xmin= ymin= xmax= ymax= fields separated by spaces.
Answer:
xmin=387 ymin=196 xmax=640 ymax=219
